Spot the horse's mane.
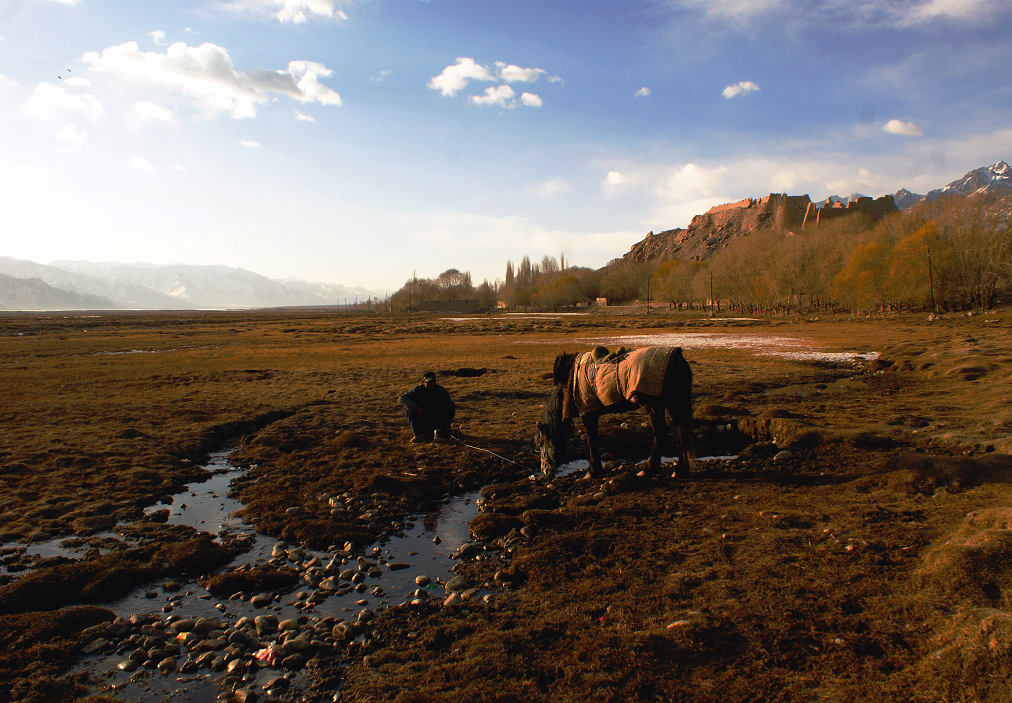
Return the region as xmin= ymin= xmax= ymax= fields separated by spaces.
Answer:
xmin=552 ymin=352 xmax=578 ymax=419
xmin=552 ymin=352 xmax=576 ymax=386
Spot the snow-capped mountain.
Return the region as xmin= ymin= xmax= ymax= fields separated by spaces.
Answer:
xmin=927 ymin=160 xmax=1011 ymax=198
xmin=894 ymin=160 xmax=1012 ymax=210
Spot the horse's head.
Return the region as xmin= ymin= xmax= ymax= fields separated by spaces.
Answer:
xmin=534 ymin=385 xmax=571 ymax=477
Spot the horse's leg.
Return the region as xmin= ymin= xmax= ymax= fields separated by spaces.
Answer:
xmin=645 ymin=402 xmax=666 ymax=471
xmin=583 ymin=413 xmax=602 ymax=475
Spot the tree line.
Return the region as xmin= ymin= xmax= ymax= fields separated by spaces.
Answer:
xmin=388 ymin=193 xmax=1010 ymax=315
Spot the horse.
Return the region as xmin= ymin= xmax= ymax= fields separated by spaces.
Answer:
xmin=534 ymin=345 xmax=693 ymax=477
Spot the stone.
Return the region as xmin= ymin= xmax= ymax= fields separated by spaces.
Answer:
xmin=254 ymin=615 xmax=279 ymax=636
xmin=233 ymin=688 xmax=259 ymax=703
xmin=80 ymin=638 xmax=109 ymax=655
xmin=415 ymin=575 xmax=431 ymax=586
xmin=445 ymin=575 xmax=469 ymax=593
xmin=250 ymin=594 xmax=273 ymax=608
xmin=156 ymin=657 xmax=178 ymax=674
xmin=281 ymin=654 xmax=306 ymax=670
xmin=169 ymin=619 xmax=196 ymax=634
xmin=265 ymin=676 xmax=290 ymax=691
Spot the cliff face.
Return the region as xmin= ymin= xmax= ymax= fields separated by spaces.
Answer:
xmin=623 ymin=192 xmax=898 ymax=264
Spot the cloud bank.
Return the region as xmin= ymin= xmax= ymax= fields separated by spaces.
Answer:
xmin=80 ymin=41 xmax=341 ymax=119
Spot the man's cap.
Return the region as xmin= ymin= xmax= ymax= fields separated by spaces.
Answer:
xmin=422 ymin=371 xmax=436 ymax=381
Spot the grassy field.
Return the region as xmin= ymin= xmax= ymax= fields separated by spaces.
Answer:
xmin=0 ymin=308 xmax=1010 ymax=702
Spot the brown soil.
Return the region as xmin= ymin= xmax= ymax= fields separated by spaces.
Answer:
xmin=0 ymin=308 xmax=1010 ymax=702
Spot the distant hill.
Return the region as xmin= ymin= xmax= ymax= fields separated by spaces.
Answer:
xmin=0 ymin=273 xmax=118 ymax=311
xmin=622 ymin=193 xmax=897 ymax=264
xmin=0 ymin=258 xmax=383 ymax=311
xmin=621 ymin=159 xmax=1009 ymax=265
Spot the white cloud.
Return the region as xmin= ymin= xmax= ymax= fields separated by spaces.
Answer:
xmin=495 ymin=62 xmax=546 ymax=83
xmin=634 ymin=86 xmax=651 ymax=97
xmin=0 ymin=74 xmax=17 ymax=88
xmin=882 ymin=118 xmax=923 ymax=136
xmin=604 ymin=170 xmax=634 ymax=186
xmin=150 ymin=30 xmax=166 ymax=45
xmin=42 ymin=0 xmax=81 ymax=5
xmin=172 ymin=164 xmax=186 ymax=171
xmin=129 ymin=100 xmax=175 ymax=127
xmin=294 ymin=110 xmax=315 ymax=121
xmin=722 ymin=80 xmax=759 ymax=99
xmin=61 ymin=77 xmax=91 ymax=88
xmin=520 ymin=92 xmax=542 ymax=108
xmin=669 ymin=0 xmax=1006 ymax=27
xmin=472 ymin=84 xmax=516 ymax=108
xmin=25 ymin=82 xmax=104 ymax=121
xmin=81 ymin=41 xmax=341 ymax=119
xmin=239 ymin=139 xmax=261 ymax=147
xmin=222 ymin=0 xmax=350 ymax=23
xmin=428 ymin=57 xmax=495 ymax=97
xmin=129 ymin=156 xmax=155 ymax=172
xmin=370 ymin=69 xmax=392 ymax=83
xmin=56 ymin=123 xmax=87 ymax=146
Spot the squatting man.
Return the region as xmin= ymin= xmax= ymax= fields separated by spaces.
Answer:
xmin=399 ymin=371 xmax=456 ymax=443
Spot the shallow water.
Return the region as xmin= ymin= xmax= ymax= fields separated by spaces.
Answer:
xmin=79 ymin=450 xmax=485 ymax=701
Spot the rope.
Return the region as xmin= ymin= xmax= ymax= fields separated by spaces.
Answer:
xmin=450 ymin=436 xmax=538 ymax=473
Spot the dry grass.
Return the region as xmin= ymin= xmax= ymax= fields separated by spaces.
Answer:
xmin=0 ymin=307 xmax=1010 ymax=702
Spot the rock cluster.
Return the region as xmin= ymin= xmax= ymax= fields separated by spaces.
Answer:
xmin=81 ymin=536 xmax=494 ymax=701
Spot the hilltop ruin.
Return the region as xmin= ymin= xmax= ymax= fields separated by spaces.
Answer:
xmin=623 ymin=192 xmax=898 ymax=264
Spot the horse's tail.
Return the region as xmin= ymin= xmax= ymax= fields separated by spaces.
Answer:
xmin=667 ymin=347 xmax=694 ymax=469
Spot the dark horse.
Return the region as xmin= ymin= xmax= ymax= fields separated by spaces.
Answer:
xmin=534 ymin=346 xmax=693 ymax=477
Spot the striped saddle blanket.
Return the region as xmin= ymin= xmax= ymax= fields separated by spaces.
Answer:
xmin=571 ymin=346 xmax=676 ymax=413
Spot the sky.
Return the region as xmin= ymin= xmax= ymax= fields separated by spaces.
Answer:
xmin=1 ymin=0 xmax=1010 ymax=293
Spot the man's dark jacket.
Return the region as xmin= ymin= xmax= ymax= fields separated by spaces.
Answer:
xmin=399 ymin=382 xmax=455 ymax=423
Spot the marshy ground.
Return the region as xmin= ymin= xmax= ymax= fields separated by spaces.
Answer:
xmin=1 ymin=308 xmax=1010 ymax=702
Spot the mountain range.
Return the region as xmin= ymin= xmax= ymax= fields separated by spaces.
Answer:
xmin=0 ymin=258 xmax=382 ymax=311
xmin=887 ymin=160 xmax=1012 ymax=210
xmin=622 ymin=159 xmax=1011 ymax=265
xmin=2 ymin=160 xmax=1008 ymax=311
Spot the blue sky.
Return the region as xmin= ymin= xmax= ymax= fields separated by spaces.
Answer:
xmin=1 ymin=0 xmax=1010 ymax=291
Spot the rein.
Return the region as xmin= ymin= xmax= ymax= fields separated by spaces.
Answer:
xmin=451 ymin=436 xmax=539 ymax=473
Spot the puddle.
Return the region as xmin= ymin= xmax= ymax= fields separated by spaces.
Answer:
xmin=75 ymin=450 xmax=486 ymax=702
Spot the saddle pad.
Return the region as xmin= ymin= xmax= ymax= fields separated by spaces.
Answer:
xmin=573 ymin=346 xmax=675 ymax=412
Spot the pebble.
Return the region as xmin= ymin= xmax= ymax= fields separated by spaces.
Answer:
xmin=445 ymin=575 xmax=469 ymax=593
xmin=156 ymin=656 xmax=178 ymax=674
xmin=415 ymin=575 xmax=431 ymax=586
xmin=250 ymin=594 xmax=272 ymax=608
xmin=773 ymin=450 xmax=793 ymax=462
